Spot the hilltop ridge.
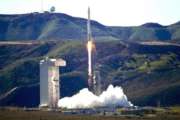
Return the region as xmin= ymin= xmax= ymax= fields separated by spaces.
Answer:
xmin=0 ymin=12 xmax=180 ymax=42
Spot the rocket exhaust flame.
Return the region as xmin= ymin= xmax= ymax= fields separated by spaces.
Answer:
xmin=87 ymin=40 xmax=93 ymax=87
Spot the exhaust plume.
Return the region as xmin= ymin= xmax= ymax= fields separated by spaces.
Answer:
xmin=58 ymin=84 xmax=133 ymax=109
xmin=87 ymin=40 xmax=94 ymax=87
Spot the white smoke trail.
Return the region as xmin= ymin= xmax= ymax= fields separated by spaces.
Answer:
xmin=58 ymin=85 xmax=133 ymax=109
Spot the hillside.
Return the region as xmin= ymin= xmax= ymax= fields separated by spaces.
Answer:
xmin=0 ymin=40 xmax=180 ymax=107
xmin=0 ymin=13 xmax=180 ymax=42
xmin=0 ymin=13 xmax=180 ymax=107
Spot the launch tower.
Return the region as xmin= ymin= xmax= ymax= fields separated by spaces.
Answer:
xmin=39 ymin=57 xmax=66 ymax=108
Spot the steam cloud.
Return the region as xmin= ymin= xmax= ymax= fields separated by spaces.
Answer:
xmin=58 ymin=85 xmax=133 ymax=109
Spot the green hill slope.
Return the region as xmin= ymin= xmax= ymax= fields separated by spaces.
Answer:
xmin=0 ymin=40 xmax=180 ymax=107
xmin=0 ymin=13 xmax=180 ymax=107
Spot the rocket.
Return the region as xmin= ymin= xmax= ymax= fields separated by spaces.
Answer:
xmin=87 ymin=7 xmax=94 ymax=90
xmin=86 ymin=7 xmax=102 ymax=95
xmin=87 ymin=7 xmax=92 ymax=42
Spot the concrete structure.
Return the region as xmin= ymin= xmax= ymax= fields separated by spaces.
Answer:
xmin=39 ymin=57 xmax=66 ymax=108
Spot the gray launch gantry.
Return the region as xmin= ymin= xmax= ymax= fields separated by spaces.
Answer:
xmin=39 ymin=57 xmax=66 ymax=108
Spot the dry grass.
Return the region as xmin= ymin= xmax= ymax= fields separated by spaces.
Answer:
xmin=0 ymin=108 xmax=180 ymax=120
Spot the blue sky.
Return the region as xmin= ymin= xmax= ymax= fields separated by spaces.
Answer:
xmin=0 ymin=0 xmax=179 ymax=26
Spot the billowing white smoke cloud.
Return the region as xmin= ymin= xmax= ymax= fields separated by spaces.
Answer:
xmin=58 ymin=85 xmax=133 ymax=109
